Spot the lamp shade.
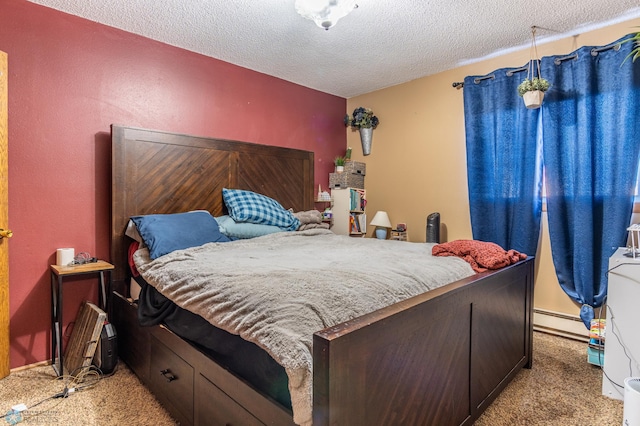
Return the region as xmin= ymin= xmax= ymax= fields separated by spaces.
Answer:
xmin=370 ymin=211 xmax=392 ymax=229
xmin=294 ymin=0 xmax=357 ymax=30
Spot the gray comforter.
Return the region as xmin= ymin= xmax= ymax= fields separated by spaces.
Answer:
xmin=134 ymin=229 xmax=474 ymax=425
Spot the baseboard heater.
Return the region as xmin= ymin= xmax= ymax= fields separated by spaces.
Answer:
xmin=533 ymin=308 xmax=589 ymax=342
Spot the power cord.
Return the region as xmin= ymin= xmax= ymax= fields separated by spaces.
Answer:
xmin=64 ymin=365 xmax=103 ymax=392
xmin=71 ymin=252 xmax=98 ymax=265
xmin=3 ymin=365 xmax=104 ymax=425
xmin=594 ymin=300 xmax=624 ymax=389
xmin=596 ymin=262 xmax=640 ymax=391
xmin=599 ymin=303 xmax=636 ymax=389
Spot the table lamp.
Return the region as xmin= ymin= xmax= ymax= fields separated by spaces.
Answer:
xmin=370 ymin=211 xmax=391 ymax=239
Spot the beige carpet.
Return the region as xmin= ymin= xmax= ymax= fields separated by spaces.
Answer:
xmin=476 ymin=331 xmax=623 ymax=425
xmin=0 ymin=331 xmax=624 ymax=425
xmin=0 ymin=363 xmax=175 ymax=425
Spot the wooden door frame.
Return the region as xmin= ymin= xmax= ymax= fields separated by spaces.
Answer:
xmin=0 ymin=50 xmax=9 ymax=378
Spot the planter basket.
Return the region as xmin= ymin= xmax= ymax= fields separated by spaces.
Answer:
xmin=523 ymin=90 xmax=545 ymax=109
xmin=344 ymin=161 xmax=366 ymax=176
xmin=359 ymin=128 xmax=373 ymax=156
xmin=329 ymin=172 xmax=364 ymax=190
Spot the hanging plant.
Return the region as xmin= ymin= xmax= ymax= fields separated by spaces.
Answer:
xmin=517 ymin=77 xmax=550 ymax=96
xmin=518 ymin=26 xmax=551 ymax=109
xmin=518 ymin=76 xmax=550 ymax=109
xmin=622 ymin=30 xmax=640 ymax=63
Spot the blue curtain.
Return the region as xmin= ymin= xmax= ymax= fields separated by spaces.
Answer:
xmin=463 ymin=68 xmax=543 ymax=256
xmin=540 ymin=35 xmax=640 ymax=327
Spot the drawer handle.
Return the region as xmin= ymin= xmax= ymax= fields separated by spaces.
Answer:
xmin=160 ymin=369 xmax=176 ymax=382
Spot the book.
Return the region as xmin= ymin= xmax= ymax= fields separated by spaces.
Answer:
xmin=349 ymin=214 xmax=357 ymax=233
xmin=589 ymin=318 xmax=605 ymax=348
xmin=589 ymin=319 xmax=605 ymax=340
xmin=358 ymin=213 xmax=367 ymax=233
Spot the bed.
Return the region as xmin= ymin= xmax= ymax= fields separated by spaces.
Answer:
xmin=109 ymin=125 xmax=535 ymax=426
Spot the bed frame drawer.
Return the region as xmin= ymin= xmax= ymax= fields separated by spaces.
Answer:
xmin=110 ymin=292 xmax=150 ymax=383
xmin=196 ymin=373 xmax=264 ymax=426
xmin=150 ymin=333 xmax=195 ymax=425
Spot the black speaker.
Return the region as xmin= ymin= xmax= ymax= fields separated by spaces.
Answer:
xmin=93 ymin=321 xmax=118 ymax=375
xmin=426 ymin=212 xmax=440 ymax=243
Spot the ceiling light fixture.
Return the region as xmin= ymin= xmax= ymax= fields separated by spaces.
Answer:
xmin=294 ymin=0 xmax=358 ymax=30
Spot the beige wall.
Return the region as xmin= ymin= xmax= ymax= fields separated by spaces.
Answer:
xmin=347 ymin=18 xmax=640 ymax=318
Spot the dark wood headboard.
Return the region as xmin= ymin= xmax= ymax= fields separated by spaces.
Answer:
xmin=110 ymin=125 xmax=314 ymax=289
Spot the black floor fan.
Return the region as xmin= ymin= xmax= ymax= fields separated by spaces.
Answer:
xmin=426 ymin=212 xmax=440 ymax=243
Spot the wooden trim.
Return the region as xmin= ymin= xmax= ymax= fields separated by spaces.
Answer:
xmin=10 ymin=360 xmax=51 ymax=373
xmin=0 ymin=50 xmax=9 ymax=379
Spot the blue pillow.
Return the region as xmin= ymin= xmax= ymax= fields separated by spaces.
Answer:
xmin=222 ymin=188 xmax=300 ymax=231
xmin=130 ymin=211 xmax=230 ymax=259
xmin=215 ymin=215 xmax=285 ymax=239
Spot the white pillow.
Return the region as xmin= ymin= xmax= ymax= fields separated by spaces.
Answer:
xmin=125 ymin=219 xmax=143 ymax=243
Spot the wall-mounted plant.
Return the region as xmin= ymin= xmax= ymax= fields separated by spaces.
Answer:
xmin=343 ymin=107 xmax=379 ymax=130
xmin=344 ymin=107 xmax=380 ymax=156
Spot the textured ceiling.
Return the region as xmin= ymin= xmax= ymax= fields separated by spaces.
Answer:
xmin=27 ymin=0 xmax=640 ymax=98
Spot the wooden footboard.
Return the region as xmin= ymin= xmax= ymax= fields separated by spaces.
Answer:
xmin=113 ymin=257 xmax=533 ymax=426
xmin=313 ymin=257 xmax=534 ymax=426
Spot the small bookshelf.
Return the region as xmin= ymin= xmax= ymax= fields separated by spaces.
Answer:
xmin=331 ymin=188 xmax=366 ymax=237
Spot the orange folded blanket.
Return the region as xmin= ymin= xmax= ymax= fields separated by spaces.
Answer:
xmin=432 ymin=240 xmax=527 ymax=273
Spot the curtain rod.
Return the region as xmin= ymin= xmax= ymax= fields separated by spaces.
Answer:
xmin=506 ymin=66 xmax=528 ymax=76
xmin=591 ymin=43 xmax=621 ymax=56
xmin=452 ymin=66 xmax=528 ymax=89
xmin=452 ymin=74 xmax=493 ymax=90
xmin=553 ymin=42 xmax=621 ymax=64
xmin=452 ymin=38 xmax=622 ymax=89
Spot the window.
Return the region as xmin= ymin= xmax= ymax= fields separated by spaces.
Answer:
xmin=541 ymin=168 xmax=640 ymax=212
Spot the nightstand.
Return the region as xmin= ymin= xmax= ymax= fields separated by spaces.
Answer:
xmin=314 ymin=198 xmax=333 ymax=226
xmin=50 ymin=260 xmax=114 ymax=376
xmin=390 ymin=229 xmax=408 ymax=241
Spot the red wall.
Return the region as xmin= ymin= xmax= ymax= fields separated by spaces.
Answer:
xmin=0 ymin=0 xmax=346 ymax=368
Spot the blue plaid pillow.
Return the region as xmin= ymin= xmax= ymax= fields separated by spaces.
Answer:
xmin=222 ymin=188 xmax=300 ymax=231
